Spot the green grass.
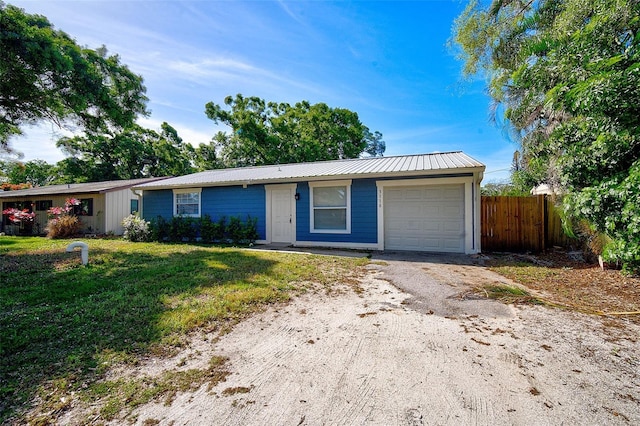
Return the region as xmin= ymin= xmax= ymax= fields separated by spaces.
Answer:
xmin=481 ymin=283 xmax=544 ymax=305
xmin=0 ymin=237 xmax=367 ymax=424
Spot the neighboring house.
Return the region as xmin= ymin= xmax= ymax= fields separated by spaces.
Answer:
xmin=0 ymin=178 xmax=168 ymax=236
xmin=134 ymin=152 xmax=485 ymax=254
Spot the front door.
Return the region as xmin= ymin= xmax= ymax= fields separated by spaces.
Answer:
xmin=270 ymin=186 xmax=294 ymax=243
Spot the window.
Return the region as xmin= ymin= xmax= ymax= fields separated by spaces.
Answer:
xmin=72 ymin=198 xmax=93 ymax=216
xmin=130 ymin=199 xmax=139 ymax=214
xmin=35 ymin=200 xmax=53 ymax=211
xmin=2 ymin=201 xmax=32 ymax=211
xmin=173 ymin=189 xmax=201 ymax=217
xmin=309 ymin=180 xmax=351 ymax=233
xmin=2 ymin=201 xmax=33 ymax=225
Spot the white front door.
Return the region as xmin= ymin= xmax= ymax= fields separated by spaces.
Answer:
xmin=267 ymin=185 xmax=296 ymax=243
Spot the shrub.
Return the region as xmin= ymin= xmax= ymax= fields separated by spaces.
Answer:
xmin=201 ymin=215 xmax=225 ymax=242
xmin=241 ymin=215 xmax=259 ymax=243
xmin=150 ymin=216 xmax=170 ymax=242
xmin=148 ymin=215 xmax=259 ymax=245
xmin=169 ymin=216 xmax=197 ymax=242
xmin=45 ymin=198 xmax=83 ymax=238
xmin=46 ymin=215 xmax=82 ymax=239
xmin=227 ymin=216 xmax=243 ymax=243
xmin=227 ymin=215 xmax=258 ymax=244
xmin=122 ymin=214 xmax=151 ymax=242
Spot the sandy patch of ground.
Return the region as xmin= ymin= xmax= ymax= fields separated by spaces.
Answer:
xmin=123 ymin=254 xmax=640 ymax=426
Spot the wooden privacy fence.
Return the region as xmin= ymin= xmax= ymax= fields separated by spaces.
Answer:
xmin=481 ymin=195 xmax=573 ymax=253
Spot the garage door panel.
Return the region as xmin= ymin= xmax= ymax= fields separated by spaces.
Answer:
xmin=443 ymin=206 xmax=462 ymax=216
xmin=423 ymin=205 xmax=440 ymax=216
xmin=384 ymin=184 xmax=465 ymax=253
xmin=404 ymin=188 xmax=424 ymax=199
xmin=405 ymin=220 xmax=424 ymax=231
xmin=423 ymin=188 xmax=443 ymax=199
xmin=442 ymin=221 xmax=464 ymax=233
xmin=422 ymin=239 xmax=443 ymax=250
xmin=443 ymin=187 xmax=463 ymax=198
xmin=423 ymin=221 xmax=442 ymax=232
xmin=443 ymin=239 xmax=464 ymax=250
xmin=386 ymin=189 xmax=404 ymax=201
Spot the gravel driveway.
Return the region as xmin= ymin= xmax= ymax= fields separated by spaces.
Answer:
xmin=129 ymin=250 xmax=640 ymax=426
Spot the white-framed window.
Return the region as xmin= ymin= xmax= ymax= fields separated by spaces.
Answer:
xmin=309 ymin=180 xmax=351 ymax=233
xmin=173 ymin=188 xmax=201 ymax=217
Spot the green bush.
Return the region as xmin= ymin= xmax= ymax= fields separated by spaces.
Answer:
xmin=149 ymin=216 xmax=170 ymax=242
xmin=148 ymin=215 xmax=259 ymax=245
xmin=564 ymin=161 xmax=640 ymax=274
xmin=200 ymin=215 xmax=225 ymax=242
xmin=169 ymin=216 xmax=197 ymax=242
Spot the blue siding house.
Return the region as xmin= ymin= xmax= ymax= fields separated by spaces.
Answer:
xmin=134 ymin=152 xmax=485 ymax=254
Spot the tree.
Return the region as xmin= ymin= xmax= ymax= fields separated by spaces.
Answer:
xmin=192 ymin=141 xmax=221 ymax=171
xmin=0 ymin=159 xmax=55 ymax=186
xmin=452 ymin=0 xmax=640 ymax=272
xmin=363 ymin=127 xmax=386 ymax=157
xmin=204 ymin=94 xmax=385 ymax=167
xmin=0 ymin=2 xmax=148 ymax=151
xmin=56 ymin=123 xmax=195 ymax=182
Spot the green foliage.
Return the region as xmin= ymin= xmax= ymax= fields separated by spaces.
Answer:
xmin=564 ymin=161 xmax=640 ymax=273
xmin=205 ymin=94 xmax=385 ymax=167
xmin=56 ymin=122 xmax=196 ymax=182
xmin=227 ymin=215 xmax=259 ymax=244
xmin=481 ymin=181 xmax=531 ymax=196
xmin=121 ymin=214 xmax=151 ymax=242
xmin=0 ymin=3 xmax=148 ymax=151
xmin=200 ymin=215 xmax=225 ymax=242
xmin=149 ymin=216 xmax=170 ymax=242
xmin=227 ymin=216 xmax=243 ymax=243
xmin=169 ymin=216 xmax=197 ymax=242
xmin=0 ymin=159 xmax=55 ymax=186
xmin=149 ymin=215 xmax=258 ymax=245
xmin=453 ymin=0 xmax=640 ymax=273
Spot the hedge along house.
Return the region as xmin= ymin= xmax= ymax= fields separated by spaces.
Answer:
xmin=134 ymin=152 xmax=485 ymax=254
xmin=0 ymin=177 xmax=167 ymax=236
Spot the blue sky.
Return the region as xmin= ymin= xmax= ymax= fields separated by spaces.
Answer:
xmin=9 ymin=0 xmax=515 ymax=182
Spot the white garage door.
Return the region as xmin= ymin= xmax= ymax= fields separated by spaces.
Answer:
xmin=384 ymin=184 xmax=465 ymax=252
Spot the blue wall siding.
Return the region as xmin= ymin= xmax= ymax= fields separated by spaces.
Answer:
xmin=143 ymin=179 xmax=378 ymax=244
xmin=142 ymin=189 xmax=173 ymax=220
xmin=296 ymin=179 xmax=377 ymax=244
xmin=142 ymin=186 xmax=267 ymax=239
xmin=201 ymin=186 xmax=266 ymax=239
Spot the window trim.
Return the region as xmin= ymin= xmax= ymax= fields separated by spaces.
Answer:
xmin=309 ymin=180 xmax=351 ymax=234
xmin=173 ymin=188 xmax=202 ymax=217
xmin=35 ymin=200 xmax=53 ymax=211
xmin=130 ymin=199 xmax=139 ymax=215
xmin=73 ymin=198 xmax=93 ymax=217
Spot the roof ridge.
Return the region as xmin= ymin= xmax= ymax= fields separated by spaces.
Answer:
xmin=197 ymin=151 xmax=466 ymax=173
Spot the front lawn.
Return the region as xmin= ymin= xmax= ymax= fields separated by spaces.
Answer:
xmin=0 ymin=237 xmax=367 ymax=424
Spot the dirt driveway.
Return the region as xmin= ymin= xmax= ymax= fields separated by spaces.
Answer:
xmin=128 ymin=251 xmax=640 ymax=425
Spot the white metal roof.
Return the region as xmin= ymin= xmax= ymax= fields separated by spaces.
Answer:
xmin=0 ymin=177 xmax=168 ymax=198
xmin=134 ymin=152 xmax=485 ymax=190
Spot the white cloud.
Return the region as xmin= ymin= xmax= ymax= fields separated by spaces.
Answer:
xmin=136 ymin=117 xmax=217 ymax=147
xmin=167 ymin=58 xmax=257 ymax=79
xmin=6 ymin=124 xmax=70 ymax=164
